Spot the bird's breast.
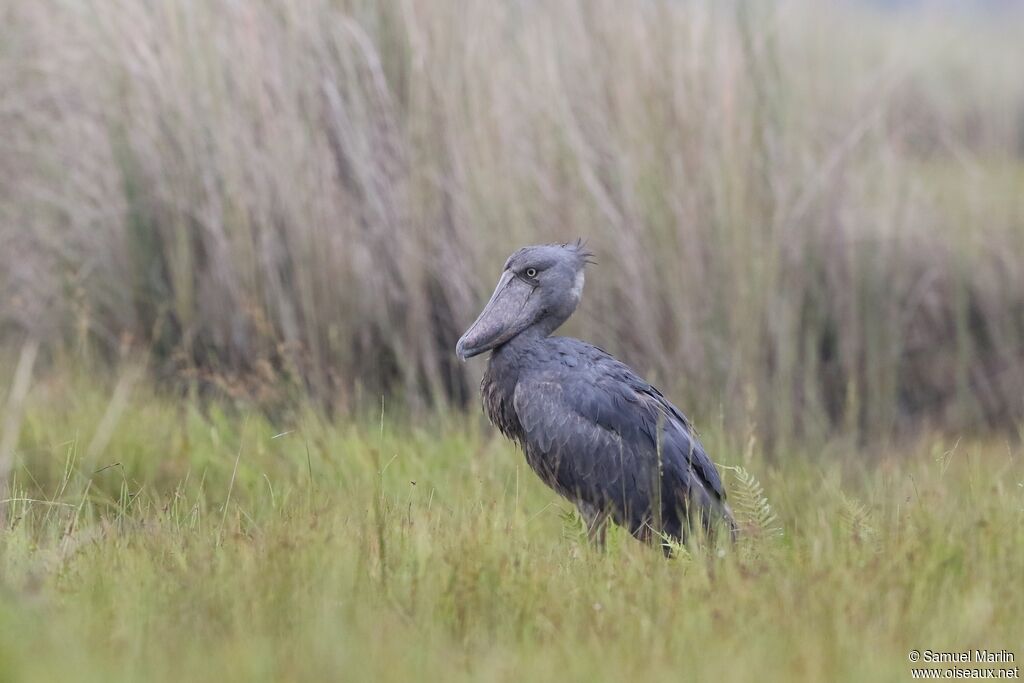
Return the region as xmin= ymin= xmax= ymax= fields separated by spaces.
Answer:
xmin=481 ymin=360 xmax=523 ymax=442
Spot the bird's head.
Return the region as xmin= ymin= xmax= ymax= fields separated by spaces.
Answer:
xmin=456 ymin=240 xmax=593 ymax=360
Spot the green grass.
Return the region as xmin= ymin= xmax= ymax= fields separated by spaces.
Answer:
xmin=1 ymin=374 xmax=1022 ymax=682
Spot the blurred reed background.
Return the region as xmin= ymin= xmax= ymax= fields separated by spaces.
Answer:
xmin=1 ymin=0 xmax=1023 ymax=445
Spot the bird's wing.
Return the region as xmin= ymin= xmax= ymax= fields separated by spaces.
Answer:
xmin=512 ymin=351 xmax=726 ymax=535
xmin=513 ymin=374 xmax=655 ymax=529
xmin=628 ymin=381 xmax=727 ymax=502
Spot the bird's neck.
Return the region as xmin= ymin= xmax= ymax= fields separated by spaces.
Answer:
xmin=507 ymin=316 xmax=567 ymax=352
xmin=514 ymin=322 xmax=550 ymax=345
xmin=488 ymin=323 xmax=549 ymax=377
xmin=529 ymin=306 xmax=574 ymax=339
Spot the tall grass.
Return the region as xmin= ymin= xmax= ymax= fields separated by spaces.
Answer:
xmin=2 ymin=1 xmax=1024 ymax=442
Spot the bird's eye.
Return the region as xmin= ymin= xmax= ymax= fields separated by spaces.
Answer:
xmin=525 ymin=268 xmax=538 ymax=279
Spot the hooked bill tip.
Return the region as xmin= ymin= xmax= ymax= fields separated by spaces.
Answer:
xmin=455 ymin=336 xmax=479 ymax=361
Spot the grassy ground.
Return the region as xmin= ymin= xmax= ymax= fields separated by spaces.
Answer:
xmin=0 ymin=373 xmax=1021 ymax=682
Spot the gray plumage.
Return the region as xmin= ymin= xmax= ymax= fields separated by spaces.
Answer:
xmin=457 ymin=241 xmax=735 ymax=550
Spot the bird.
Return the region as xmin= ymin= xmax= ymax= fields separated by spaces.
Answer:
xmin=456 ymin=241 xmax=735 ymax=552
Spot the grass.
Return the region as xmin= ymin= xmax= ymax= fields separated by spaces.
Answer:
xmin=1 ymin=371 xmax=1022 ymax=682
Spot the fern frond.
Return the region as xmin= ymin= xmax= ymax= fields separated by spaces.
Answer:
xmin=657 ymin=530 xmax=693 ymax=561
xmin=840 ymin=493 xmax=878 ymax=547
xmin=560 ymin=506 xmax=587 ymax=544
xmin=728 ymin=466 xmax=782 ymax=540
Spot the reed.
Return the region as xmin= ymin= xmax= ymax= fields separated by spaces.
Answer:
xmin=2 ymin=0 xmax=1023 ymax=443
